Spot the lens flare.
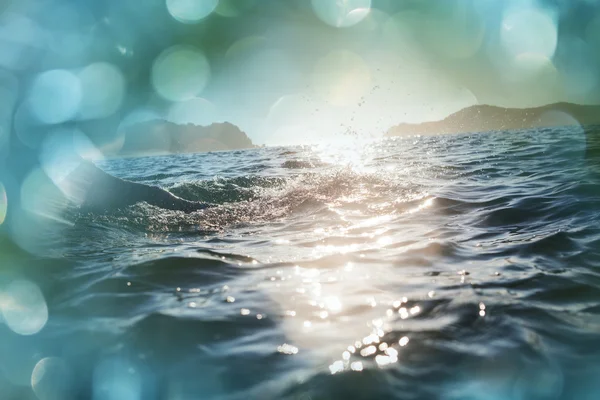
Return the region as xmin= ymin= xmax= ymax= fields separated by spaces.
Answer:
xmin=20 ymin=168 xmax=69 ymax=220
xmin=166 ymin=0 xmax=218 ymax=23
xmin=1 ymin=279 xmax=48 ymax=336
xmin=508 ymin=53 xmax=559 ymax=96
xmin=78 ymin=62 xmax=125 ymax=120
xmin=501 ymin=7 xmax=557 ymax=59
xmin=39 ymin=128 xmax=102 ymax=202
xmin=311 ymin=0 xmax=371 ymax=28
xmin=152 ymin=45 xmax=211 ymax=102
xmin=28 ymin=69 xmax=82 ymax=124
xmin=31 ymin=357 xmax=72 ymax=400
xmin=93 ymin=358 xmax=142 ymax=400
xmin=0 ymin=69 xmax=18 ymax=157
xmin=0 ymin=181 xmax=6 ymax=225
xmin=225 ymin=36 xmax=268 ymax=64
xmin=0 ymin=13 xmax=42 ymax=71
xmin=13 ymin=101 xmax=46 ymax=149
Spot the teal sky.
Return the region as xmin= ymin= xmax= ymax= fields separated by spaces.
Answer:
xmin=1 ymin=0 xmax=600 ymax=148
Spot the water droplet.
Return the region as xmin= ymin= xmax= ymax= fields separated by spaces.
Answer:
xmin=360 ymin=345 xmax=377 ymax=357
xmin=329 ymin=360 xmax=344 ymax=374
xmin=351 ymin=361 xmax=363 ymax=371
xmin=277 ymin=343 xmax=299 ymax=355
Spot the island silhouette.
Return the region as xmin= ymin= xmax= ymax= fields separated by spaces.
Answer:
xmin=118 ymin=120 xmax=256 ymax=156
xmin=385 ymin=102 xmax=600 ymax=137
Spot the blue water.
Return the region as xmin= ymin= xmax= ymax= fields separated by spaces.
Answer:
xmin=2 ymin=126 xmax=600 ymax=399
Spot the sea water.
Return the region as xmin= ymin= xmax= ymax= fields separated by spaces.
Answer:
xmin=2 ymin=126 xmax=600 ymax=399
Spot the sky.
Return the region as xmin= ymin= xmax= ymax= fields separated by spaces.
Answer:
xmin=1 ymin=0 xmax=600 ymax=149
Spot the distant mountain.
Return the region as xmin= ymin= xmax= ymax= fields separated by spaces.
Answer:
xmin=386 ymin=103 xmax=600 ymax=137
xmin=118 ymin=120 xmax=256 ymax=156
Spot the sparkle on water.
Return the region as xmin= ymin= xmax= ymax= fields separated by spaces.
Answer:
xmin=4 ymin=0 xmax=600 ymax=398
xmin=2 ymin=127 xmax=597 ymax=397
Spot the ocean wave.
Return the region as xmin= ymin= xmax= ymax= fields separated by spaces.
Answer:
xmin=7 ymin=127 xmax=600 ymax=399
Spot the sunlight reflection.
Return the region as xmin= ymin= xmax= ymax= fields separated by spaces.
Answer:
xmin=407 ymin=197 xmax=435 ymax=214
xmin=350 ymin=361 xmax=363 ymax=371
xmin=324 ymin=296 xmax=342 ymax=313
xmin=329 ymin=360 xmax=344 ymax=374
xmin=376 ymin=236 xmax=392 ymax=247
xmin=479 ymin=302 xmax=486 ymax=317
xmin=277 ymin=343 xmax=299 ymax=355
xmin=272 ymin=259 xmax=423 ymax=378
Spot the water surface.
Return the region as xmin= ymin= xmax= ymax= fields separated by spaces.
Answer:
xmin=2 ymin=127 xmax=600 ymax=399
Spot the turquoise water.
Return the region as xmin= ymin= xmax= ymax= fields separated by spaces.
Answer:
xmin=2 ymin=127 xmax=600 ymax=399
